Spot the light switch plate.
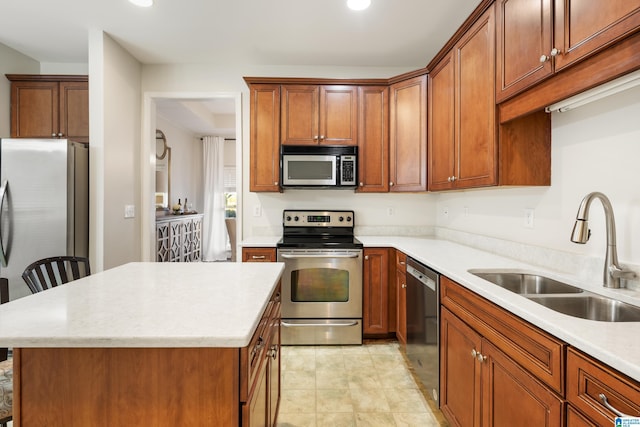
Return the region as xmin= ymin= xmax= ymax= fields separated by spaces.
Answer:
xmin=124 ymin=205 xmax=135 ymax=218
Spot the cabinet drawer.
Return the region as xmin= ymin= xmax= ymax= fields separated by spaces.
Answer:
xmin=567 ymin=347 xmax=640 ymax=424
xmin=240 ymin=284 xmax=281 ymax=402
xmin=242 ymin=248 xmax=276 ymax=262
xmin=441 ymin=276 xmax=566 ymax=394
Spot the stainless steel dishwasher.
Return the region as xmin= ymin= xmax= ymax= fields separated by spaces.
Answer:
xmin=405 ymin=257 xmax=440 ymax=405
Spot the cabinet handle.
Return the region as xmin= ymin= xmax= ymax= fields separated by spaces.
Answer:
xmin=477 ymin=353 xmax=487 ymax=363
xmin=359 ymin=182 xmax=364 ymax=186
xmin=269 ymin=344 xmax=278 ymax=359
xmin=471 ymin=349 xmax=478 ymax=358
xmin=401 ymin=283 xmax=406 ymax=288
xmin=400 ymin=261 xmax=406 ymax=265
xmin=389 ymin=182 xmax=394 ymax=186
xmin=550 ymin=48 xmax=561 ymax=57
xmin=313 ymin=135 xmax=319 ymax=141
xmin=599 ymin=393 xmax=632 ymax=417
xmin=252 ymin=255 xmax=266 ymax=260
xmin=57 ymin=133 xmax=64 ymax=137
xmin=319 ymin=135 xmax=325 ymax=141
xmin=365 ymin=255 xmax=369 ymax=260
xmin=52 ymin=133 xmax=57 ymax=137
xmin=539 ymin=54 xmax=550 ymax=63
xmin=274 ymin=181 xmax=278 ymax=185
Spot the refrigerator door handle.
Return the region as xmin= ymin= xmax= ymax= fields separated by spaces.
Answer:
xmin=0 ymin=180 xmax=7 ymax=267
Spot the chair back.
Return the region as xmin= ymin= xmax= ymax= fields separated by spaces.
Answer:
xmin=22 ymin=256 xmax=91 ymax=294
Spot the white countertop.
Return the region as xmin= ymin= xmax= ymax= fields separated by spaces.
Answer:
xmin=241 ymin=235 xmax=640 ymax=381
xmin=0 ymin=262 xmax=284 ymax=348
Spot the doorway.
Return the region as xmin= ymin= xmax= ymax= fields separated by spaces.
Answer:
xmin=142 ymin=92 xmax=242 ymax=263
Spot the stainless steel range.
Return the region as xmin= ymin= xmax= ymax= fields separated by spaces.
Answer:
xmin=277 ymin=210 xmax=363 ymax=345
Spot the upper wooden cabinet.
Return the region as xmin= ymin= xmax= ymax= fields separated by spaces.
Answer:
xmin=357 ymin=86 xmax=389 ymax=192
xmin=389 ymin=75 xmax=427 ymax=192
xmin=496 ymin=0 xmax=640 ymax=102
xmin=249 ymin=84 xmax=281 ymax=192
xmin=280 ymin=85 xmax=358 ymax=146
xmin=429 ymin=5 xmax=497 ymax=191
xmin=7 ymin=74 xmax=89 ymax=143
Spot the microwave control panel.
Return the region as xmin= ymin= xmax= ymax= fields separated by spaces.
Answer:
xmin=340 ymin=155 xmax=356 ymax=186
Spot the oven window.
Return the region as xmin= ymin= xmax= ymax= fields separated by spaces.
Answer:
xmin=291 ymin=268 xmax=349 ymax=302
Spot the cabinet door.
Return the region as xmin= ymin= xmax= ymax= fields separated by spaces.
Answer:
xmin=363 ymin=248 xmax=389 ymax=335
xmin=566 ymin=406 xmax=598 ymax=427
xmin=59 ymin=81 xmax=89 ymax=143
xmin=267 ymin=305 xmax=281 ymax=427
xmin=395 ymin=267 xmax=407 ymax=346
xmin=10 ymin=81 xmax=60 ymax=138
xmin=357 ymin=86 xmax=389 ymax=192
xmin=440 ymin=307 xmax=482 ymax=427
xmin=428 ymin=52 xmax=456 ymax=191
xmin=389 ymin=75 xmax=427 ymax=192
xmin=280 ymin=85 xmax=319 ymax=145
xmin=319 ymin=85 xmax=358 ymax=146
xmin=242 ymin=248 xmax=277 ymax=263
xmin=243 ymin=361 xmax=268 ymax=427
xmin=456 ymin=5 xmax=497 ymax=189
xmin=481 ymin=340 xmax=563 ymax=427
xmin=249 ymin=84 xmax=281 ymax=192
xmin=496 ymin=0 xmax=554 ymax=102
xmin=554 ymin=0 xmax=640 ymax=71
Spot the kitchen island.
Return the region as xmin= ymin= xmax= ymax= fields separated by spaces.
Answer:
xmin=0 ymin=262 xmax=284 ymax=426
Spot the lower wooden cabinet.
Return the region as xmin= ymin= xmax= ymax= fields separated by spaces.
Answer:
xmin=440 ymin=276 xmax=565 ymax=427
xmin=242 ymin=284 xmax=281 ymax=427
xmin=566 ymin=347 xmax=640 ymax=425
xmin=395 ymin=251 xmax=407 ymax=345
xmin=363 ymin=248 xmax=390 ymax=336
xmin=242 ymin=247 xmax=277 ymax=262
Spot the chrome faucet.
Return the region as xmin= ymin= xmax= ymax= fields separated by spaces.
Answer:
xmin=570 ymin=192 xmax=636 ymax=288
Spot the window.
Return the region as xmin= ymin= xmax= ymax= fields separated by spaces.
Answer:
xmin=224 ymin=166 xmax=236 ymax=218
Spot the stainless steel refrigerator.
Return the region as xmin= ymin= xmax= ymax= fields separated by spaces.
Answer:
xmin=0 ymin=138 xmax=88 ymax=300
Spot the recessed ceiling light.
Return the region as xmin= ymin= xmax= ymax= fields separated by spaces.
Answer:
xmin=347 ymin=0 xmax=371 ymax=11
xmin=129 ymin=0 xmax=153 ymax=7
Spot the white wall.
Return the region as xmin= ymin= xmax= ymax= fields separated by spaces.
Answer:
xmin=155 ymin=116 xmax=203 ymax=212
xmin=0 ymin=42 xmax=39 ymax=136
xmin=435 ymin=84 xmax=640 ymax=267
xmin=89 ymin=31 xmax=142 ymax=271
xmin=40 ymin=62 xmax=88 ymax=75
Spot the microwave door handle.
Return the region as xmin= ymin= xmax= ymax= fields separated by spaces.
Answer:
xmin=280 ymin=253 xmax=360 ymax=259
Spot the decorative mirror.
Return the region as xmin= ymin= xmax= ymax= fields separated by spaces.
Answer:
xmin=155 ymin=129 xmax=171 ymax=210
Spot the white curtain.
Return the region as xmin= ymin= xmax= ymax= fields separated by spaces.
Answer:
xmin=202 ymin=136 xmax=227 ymax=261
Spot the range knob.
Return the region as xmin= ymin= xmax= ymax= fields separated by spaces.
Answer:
xmin=294 ymin=216 xmax=299 ymax=221
xmin=339 ymin=216 xmax=344 ymax=222
xmin=347 ymin=216 xmax=352 ymax=222
xmin=286 ymin=215 xmax=292 ymax=222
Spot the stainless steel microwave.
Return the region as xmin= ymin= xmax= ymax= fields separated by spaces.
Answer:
xmin=280 ymin=145 xmax=357 ymax=189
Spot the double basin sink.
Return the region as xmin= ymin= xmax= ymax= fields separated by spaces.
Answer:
xmin=469 ymin=270 xmax=640 ymax=322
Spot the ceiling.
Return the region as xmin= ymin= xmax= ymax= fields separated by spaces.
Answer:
xmin=0 ymin=0 xmax=480 ymax=134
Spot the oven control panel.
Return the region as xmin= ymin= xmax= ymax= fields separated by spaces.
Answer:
xmin=283 ymin=210 xmax=354 ymax=227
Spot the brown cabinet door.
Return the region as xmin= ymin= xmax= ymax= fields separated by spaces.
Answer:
xmin=428 ymin=52 xmax=456 ymax=191
xmin=363 ymin=248 xmax=389 ymax=335
xmin=440 ymin=307 xmax=482 ymax=427
xmin=10 ymin=80 xmax=60 ymax=138
xmin=566 ymin=406 xmax=599 ymax=427
xmin=481 ymin=340 xmax=563 ymax=427
xmin=456 ymin=5 xmax=497 ymax=189
xmin=267 ymin=307 xmax=281 ymax=427
xmin=389 ymin=75 xmax=427 ymax=192
xmin=280 ymin=85 xmax=319 ymax=145
xmin=319 ymin=85 xmax=358 ymax=146
xmin=249 ymin=84 xmax=281 ymax=192
xmin=243 ymin=360 xmax=268 ymax=427
xmin=395 ymin=267 xmax=407 ymax=345
xmin=554 ymin=0 xmax=640 ymax=71
xmin=59 ymin=81 xmax=89 ymax=143
xmin=242 ymin=248 xmax=277 ymax=263
xmin=496 ymin=0 xmax=554 ymax=102
xmin=357 ymin=86 xmax=389 ymax=192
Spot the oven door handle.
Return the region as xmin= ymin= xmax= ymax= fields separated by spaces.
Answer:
xmin=280 ymin=253 xmax=360 ymax=259
xmin=281 ymin=320 xmax=359 ymax=327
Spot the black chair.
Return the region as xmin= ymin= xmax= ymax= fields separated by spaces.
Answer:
xmin=0 ymin=277 xmax=11 ymax=427
xmin=22 ymin=256 xmax=91 ymax=294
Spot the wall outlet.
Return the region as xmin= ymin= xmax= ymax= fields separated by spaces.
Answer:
xmin=253 ymin=205 xmax=262 ymax=217
xmin=524 ymin=208 xmax=535 ymax=228
xmin=124 ymin=204 xmax=135 ymax=219
xmin=443 ymin=206 xmax=449 ymax=221
xmin=387 ymin=207 xmax=394 ymax=216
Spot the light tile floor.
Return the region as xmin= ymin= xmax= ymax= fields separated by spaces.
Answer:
xmin=277 ymin=342 xmax=444 ymax=427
